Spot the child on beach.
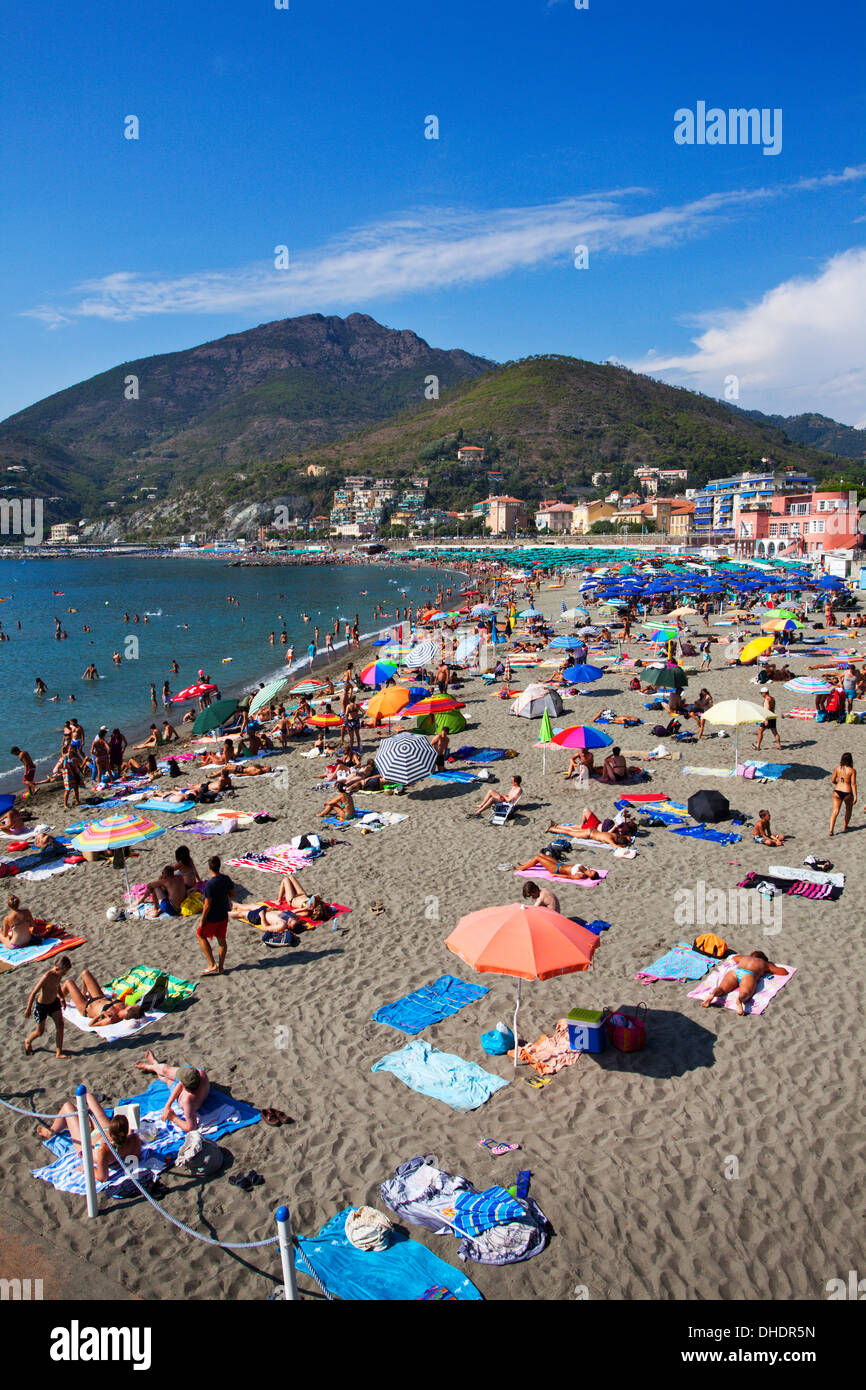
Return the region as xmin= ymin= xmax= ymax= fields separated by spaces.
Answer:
xmin=10 ymin=745 xmax=37 ymax=798
xmin=25 ymin=956 xmax=71 ymax=1057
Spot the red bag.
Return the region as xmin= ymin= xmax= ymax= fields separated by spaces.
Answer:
xmin=606 ymin=1002 xmax=647 ymax=1053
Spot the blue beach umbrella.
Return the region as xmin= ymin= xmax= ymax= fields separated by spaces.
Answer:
xmin=561 ymin=664 xmax=604 ymax=683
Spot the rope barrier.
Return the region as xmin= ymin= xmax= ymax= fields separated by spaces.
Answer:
xmin=3 ymin=1089 xmax=337 ymax=1296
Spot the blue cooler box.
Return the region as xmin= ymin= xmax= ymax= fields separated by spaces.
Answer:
xmin=566 ymin=1007 xmax=607 ymax=1053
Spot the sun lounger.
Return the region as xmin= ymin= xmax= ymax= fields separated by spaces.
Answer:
xmin=490 ymin=800 xmax=515 ymax=825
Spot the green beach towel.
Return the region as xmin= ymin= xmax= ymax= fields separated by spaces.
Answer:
xmin=103 ymin=964 xmax=197 ymax=1009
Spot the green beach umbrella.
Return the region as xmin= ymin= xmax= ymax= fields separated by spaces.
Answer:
xmin=249 ymin=677 xmax=290 ymax=716
xmin=191 ymin=699 xmax=239 ymax=736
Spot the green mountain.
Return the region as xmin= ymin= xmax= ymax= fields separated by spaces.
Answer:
xmin=236 ymin=355 xmax=856 ymax=519
xmin=733 ymin=408 xmax=866 ymax=462
xmin=0 ymin=313 xmax=491 ymax=525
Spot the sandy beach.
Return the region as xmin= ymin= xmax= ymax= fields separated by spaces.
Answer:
xmin=2 ymin=572 xmax=864 ymax=1303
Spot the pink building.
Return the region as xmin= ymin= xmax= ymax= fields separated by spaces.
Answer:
xmin=731 ymin=490 xmax=859 ymax=559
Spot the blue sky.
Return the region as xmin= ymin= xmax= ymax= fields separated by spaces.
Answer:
xmin=2 ymin=0 xmax=865 ymax=424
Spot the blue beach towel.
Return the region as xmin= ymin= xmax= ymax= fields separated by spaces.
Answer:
xmin=294 ymin=1207 xmax=482 ymax=1301
xmin=372 ymin=974 xmax=489 ymax=1034
xmin=372 ymin=1040 xmax=508 ymax=1110
xmin=636 ymin=941 xmax=717 ymax=983
xmin=32 ymin=1081 xmax=260 ymax=1198
xmin=431 ymin=770 xmax=479 ymax=784
xmin=134 ymin=799 xmax=197 ymax=813
xmin=452 ymin=746 xmax=511 ymax=763
xmin=0 ymin=935 xmax=62 ymax=967
xmin=668 ymin=824 xmax=742 ymax=845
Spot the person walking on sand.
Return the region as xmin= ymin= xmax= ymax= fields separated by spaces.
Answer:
xmin=197 ymin=855 xmax=234 ymax=975
xmin=10 ymin=745 xmax=37 ymax=799
xmin=25 ymin=956 xmax=72 ymax=1057
xmin=829 ymin=752 xmax=857 ymax=835
xmin=753 ymin=688 xmax=782 ymax=751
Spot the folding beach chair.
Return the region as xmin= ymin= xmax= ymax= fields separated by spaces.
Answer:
xmin=490 ymin=799 xmax=515 ymax=826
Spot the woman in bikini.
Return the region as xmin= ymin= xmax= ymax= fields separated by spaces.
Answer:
xmin=701 ymin=950 xmax=789 ymax=1016
xmin=62 ymin=969 xmax=145 ymax=1027
xmin=275 ymin=873 xmax=331 ymax=921
xmin=546 ymin=809 xmax=634 ymax=847
xmin=515 ymin=854 xmax=599 ymax=881
xmin=829 ymin=752 xmax=857 ymax=835
xmin=35 ymin=1091 xmax=142 ymax=1183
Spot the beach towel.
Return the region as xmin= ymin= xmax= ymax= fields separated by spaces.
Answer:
xmin=668 ymin=824 xmax=742 ymax=845
xmin=786 ymin=708 xmax=819 ymax=720
xmin=681 ymin=766 xmax=737 ymax=778
xmin=350 ymin=811 xmax=408 ymax=831
xmin=769 ymin=864 xmax=845 ymax=887
xmin=294 ymin=1207 xmax=482 ymax=1301
xmin=0 ymin=923 xmax=85 ymax=968
xmin=636 ymin=941 xmax=717 ymax=984
xmin=225 ymin=849 xmax=314 ymax=874
xmin=687 ymin=963 xmax=796 ymax=1014
xmin=430 ymin=770 xmax=480 ymax=784
xmin=103 ymin=964 xmax=197 ymax=1007
xmin=372 ymin=974 xmax=489 ymax=1034
xmin=451 ymin=747 xmax=515 ymax=763
xmin=133 ymin=799 xmax=197 ymax=813
xmin=740 ymin=761 xmax=791 ymax=780
xmin=33 ymin=1080 xmax=259 ymax=1197
xmin=247 ymin=901 xmax=351 ymax=930
xmin=618 ymin=793 xmax=669 ymax=803
xmin=511 ymin=1019 xmax=581 ymax=1076
xmin=179 ymin=819 xmax=226 ymax=837
xmin=513 ymin=867 xmax=608 ymax=887
xmin=372 ymin=1040 xmax=508 ymax=1110
xmin=61 ymin=1003 xmax=166 ymax=1040
xmin=197 ymin=809 xmax=267 ymax=827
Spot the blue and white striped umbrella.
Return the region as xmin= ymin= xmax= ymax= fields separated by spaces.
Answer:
xmin=374 ymin=731 xmax=438 ymax=786
xmin=404 ymin=640 xmax=438 ymax=668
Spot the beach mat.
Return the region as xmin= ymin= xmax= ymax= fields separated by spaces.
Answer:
xmin=668 ymin=824 xmax=742 ymax=845
xmin=687 ymin=963 xmax=796 ymax=1015
xmin=372 ymin=1040 xmax=508 ymax=1110
xmin=0 ymin=923 xmax=85 ymax=969
xmin=372 ymin=974 xmax=489 ymax=1034
xmin=295 ymin=1207 xmax=481 ymax=1300
xmin=514 ymin=867 xmax=608 ymax=887
xmin=636 ymin=942 xmax=718 ymax=984
xmin=133 ymin=799 xmax=197 ymax=813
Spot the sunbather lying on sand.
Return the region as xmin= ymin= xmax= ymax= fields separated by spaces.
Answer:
xmin=228 ymin=901 xmax=301 ymax=931
xmin=701 ymin=951 xmax=788 ymax=1015
xmin=342 ymin=759 xmax=383 ymax=793
xmin=36 ymin=1091 xmax=142 ymax=1183
xmin=133 ymin=1051 xmax=210 ymax=1131
xmin=62 ymin=968 xmax=146 ymax=1027
xmin=202 ymin=740 xmax=235 ymax=766
xmin=0 ymin=807 xmax=28 ymax=833
xmin=546 ymin=809 xmax=633 ymax=847
xmin=275 ymin=872 xmax=331 ymax=921
xmin=516 ymin=855 xmax=600 ymax=880
xmin=189 ymin=769 xmax=233 ymax=796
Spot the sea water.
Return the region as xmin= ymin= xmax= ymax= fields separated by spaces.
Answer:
xmin=0 ymin=554 xmax=463 ymax=783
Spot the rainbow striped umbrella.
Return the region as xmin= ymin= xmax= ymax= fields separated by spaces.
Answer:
xmin=307 ymin=713 xmax=343 ymax=728
xmin=360 ymin=661 xmax=399 ymax=687
xmin=70 ymin=812 xmax=166 ymax=900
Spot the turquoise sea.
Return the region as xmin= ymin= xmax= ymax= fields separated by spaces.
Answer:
xmin=0 ymin=555 xmax=464 ymax=785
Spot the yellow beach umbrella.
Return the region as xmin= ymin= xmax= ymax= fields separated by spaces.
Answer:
xmin=702 ymin=699 xmax=767 ymax=769
xmin=739 ymin=635 xmax=775 ymax=665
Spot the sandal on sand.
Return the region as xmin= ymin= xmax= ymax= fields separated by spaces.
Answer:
xmin=369 ymin=901 xmax=385 ymax=915
xmin=478 ymin=1138 xmax=521 ymax=1156
xmin=229 ymin=1171 xmax=253 ymax=1190
xmin=261 ymin=1108 xmax=292 ymax=1126
xmin=525 ymin=1076 xmax=552 ymax=1089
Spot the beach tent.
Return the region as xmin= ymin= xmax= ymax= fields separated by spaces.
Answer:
xmin=445 ymin=903 xmax=599 ymax=1068
xmin=510 ymin=684 xmax=564 ymax=719
xmin=415 ymin=710 xmax=467 ymax=735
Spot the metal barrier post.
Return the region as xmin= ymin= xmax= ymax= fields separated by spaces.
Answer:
xmin=75 ymin=1084 xmax=99 ymax=1218
xmin=275 ymin=1205 xmax=298 ymax=1300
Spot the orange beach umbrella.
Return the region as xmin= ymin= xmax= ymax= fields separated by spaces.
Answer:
xmin=445 ymin=902 xmax=600 ymax=1067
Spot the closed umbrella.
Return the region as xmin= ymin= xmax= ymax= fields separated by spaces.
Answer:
xmin=70 ymin=812 xmax=166 ymax=901
xmin=537 ymin=707 xmax=553 ymax=774
xmin=374 ymin=732 xmax=437 ymax=786
xmin=249 ymin=677 xmax=290 ymax=717
xmin=191 ymin=699 xmax=239 ymax=736
xmin=701 ymin=699 xmax=766 ymax=770
xmin=445 ymin=903 xmax=600 ymax=1067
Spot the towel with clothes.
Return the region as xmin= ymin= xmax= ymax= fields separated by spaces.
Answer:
xmin=371 ymin=1040 xmax=508 ymax=1110
xmin=687 ymin=963 xmax=796 ymax=1015
xmin=0 ymin=922 xmax=85 ymax=969
xmin=636 ymin=941 xmax=718 ymax=984
xmin=293 ymin=1206 xmax=482 ymax=1300
xmin=510 ymin=1019 xmax=581 ymax=1076
xmin=372 ymin=974 xmax=489 ymax=1034
xmin=379 ymin=1154 xmax=549 ymax=1265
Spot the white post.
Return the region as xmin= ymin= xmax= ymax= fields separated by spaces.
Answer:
xmin=75 ymin=1084 xmax=98 ymax=1219
xmin=276 ymin=1205 xmax=299 ymax=1300
xmin=512 ymin=977 xmax=522 ymax=1069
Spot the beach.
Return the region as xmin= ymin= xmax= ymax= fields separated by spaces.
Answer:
xmin=1 ymin=569 xmax=864 ymax=1302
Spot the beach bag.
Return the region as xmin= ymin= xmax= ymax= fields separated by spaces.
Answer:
xmin=606 ymin=1002 xmax=647 ymax=1053
xmin=651 ymin=725 xmax=670 ymax=738
xmin=481 ymin=1025 xmax=514 ymax=1056
xmin=344 ymin=1206 xmax=393 ymax=1251
xmin=196 ymin=789 xmax=217 ymax=803
xmin=846 ymin=712 xmax=860 ymax=724
xmin=174 ymin=1131 xmax=224 ymax=1178
xmin=694 ymin=932 xmax=728 ymax=958
xmin=180 ymin=891 xmax=203 ymax=916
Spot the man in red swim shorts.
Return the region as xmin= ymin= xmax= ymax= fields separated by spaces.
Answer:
xmin=197 ymin=854 xmax=235 ymax=976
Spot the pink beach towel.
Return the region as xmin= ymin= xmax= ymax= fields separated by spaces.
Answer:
xmin=514 ymin=867 xmax=609 ymax=887
xmin=687 ymin=963 xmax=796 ymax=1015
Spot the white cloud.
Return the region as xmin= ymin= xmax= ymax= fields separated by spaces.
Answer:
xmin=628 ymin=247 xmax=866 ymax=428
xmin=26 ymin=171 xmax=864 ymax=329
